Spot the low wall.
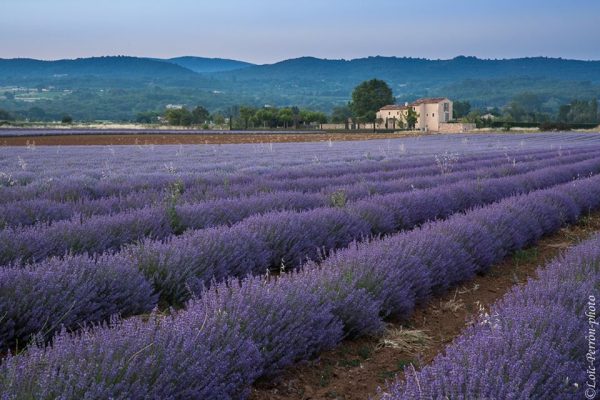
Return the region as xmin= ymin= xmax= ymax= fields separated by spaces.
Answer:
xmin=321 ymin=123 xmax=347 ymax=130
xmin=439 ymin=123 xmax=476 ymax=133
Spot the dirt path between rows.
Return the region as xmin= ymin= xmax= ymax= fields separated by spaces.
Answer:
xmin=0 ymin=132 xmax=418 ymax=146
xmin=250 ymin=211 xmax=600 ymax=400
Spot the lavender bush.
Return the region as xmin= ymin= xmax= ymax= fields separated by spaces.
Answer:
xmin=126 ymin=224 xmax=271 ymax=306
xmin=193 ymin=274 xmax=343 ymax=374
xmin=0 ymin=253 xmax=156 ymax=352
xmin=0 ymin=207 xmax=172 ymax=265
xmin=0 ymin=314 xmax=262 ymax=400
xmin=381 ymin=234 xmax=600 ymax=399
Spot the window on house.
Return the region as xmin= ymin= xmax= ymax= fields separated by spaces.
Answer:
xmin=432 ymin=113 xmax=435 ymax=117
xmin=443 ymin=103 xmax=449 ymax=112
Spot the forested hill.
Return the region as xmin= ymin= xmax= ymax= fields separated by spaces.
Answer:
xmin=166 ymin=56 xmax=254 ymax=73
xmin=212 ymin=56 xmax=600 ymax=111
xmin=3 ymin=55 xmax=599 ymax=83
xmin=0 ymin=56 xmax=197 ymax=79
xmin=221 ymin=56 xmax=600 ymax=83
xmin=0 ymin=55 xmax=599 ymax=120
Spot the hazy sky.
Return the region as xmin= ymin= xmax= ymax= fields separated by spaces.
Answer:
xmin=1 ymin=0 xmax=599 ymax=63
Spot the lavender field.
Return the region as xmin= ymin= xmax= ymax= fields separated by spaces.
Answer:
xmin=1 ymin=132 xmax=600 ymax=399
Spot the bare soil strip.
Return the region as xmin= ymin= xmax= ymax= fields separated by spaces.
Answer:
xmin=250 ymin=211 xmax=600 ymax=400
xmin=0 ymin=132 xmax=416 ymax=146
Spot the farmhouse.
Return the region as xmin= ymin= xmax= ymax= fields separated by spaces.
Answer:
xmin=376 ymin=97 xmax=453 ymax=132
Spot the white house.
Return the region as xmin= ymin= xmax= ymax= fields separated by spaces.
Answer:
xmin=376 ymin=97 xmax=453 ymax=132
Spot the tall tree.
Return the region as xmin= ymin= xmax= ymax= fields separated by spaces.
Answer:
xmin=349 ymin=79 xmax=394 ymax=123
xmin=212 ymin=113 xmax=226 ymax=125
xmin=559 ymin=99 xmax=600 ymax=123
xmin=165 ymin=108 xmax=192 ymax=126
xmin=453 ymin=100 xmax=471 ymax=119
xmin=277 ymin=108 xmax=293 ymax=128
xmin=506 ymin=93 xmax=544 ymax=122
xmin=330 ymin=105 xmax=352 ymax=124
xmin=239 ymin=106 xmax=256 ymax=129
xmin=0 ymin=108 xmax=14 ymax=121
xmin=405 ymin=107 xmax=419 ymax=129
xmin=191 ymin=106 xmax=210 ymax=124
xmin=300 ymin=110 xmax=327 ymax=126
xmin=255 ymin=108 xmax=277 ymax=128
xmin=291 ymin=106 xmax=300 ymax=129
xmin=135 ymin=111 xmax=160 ymax=124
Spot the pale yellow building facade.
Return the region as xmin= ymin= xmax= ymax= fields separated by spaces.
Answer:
xmin=376 ymin=97 xmax=453 ymax=132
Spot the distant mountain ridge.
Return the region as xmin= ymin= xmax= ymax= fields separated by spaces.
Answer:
xmin=1 ymin=55 xmax=599 ymax=83
xmin=0 ymin=56 xmax=196 ymax=78
xmin=164 ymin=56 xmax=254 ymax=73
xmin=0 ymin=56 xmax=255 ymax=79
xmin=218 ymin=55 xmax=600 ymax=84
xmin=0 ymin=55 xmax=599 ymax=120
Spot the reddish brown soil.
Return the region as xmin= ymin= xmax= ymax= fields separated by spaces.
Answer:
xmin=0 ymin=132 xmax=417 ymax=146
xmin=250 ymin=212 xmax=600 ymax=400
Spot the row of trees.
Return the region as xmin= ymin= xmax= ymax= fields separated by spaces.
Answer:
xmin=2 ymin=103 xmax=329 ymax=128
xmin=455 ymin=96 xmax=599 ymax=127
xmin=134 ymin=105 xmax=329 ymax=129
xmin=558 ymin=99 xmax=598 ymax=123
xmin=237 ymin=106 xmax=327 ymax=129
xmin=0 ymin=108 xmax=14 ymax=121
xmin=136 ymin=106 xmax=223 ymax=127
xmin=163 ymin=106 xmax=211 ymax=126
xmin=0 ymin=108 xmax=73 ymax=124
xmin=0 ymin=106 xmax=75 ymax=124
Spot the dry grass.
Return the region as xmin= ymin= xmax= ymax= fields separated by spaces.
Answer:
xmin=437 ymin=289 xmax=465 ymax=313
xmin=376 ymin=328 xmax=432 ymax=354
xmin=458 ymin=283 xmax=480 ymax=294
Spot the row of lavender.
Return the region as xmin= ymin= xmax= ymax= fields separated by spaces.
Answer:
xmin=2 ymin=155 xmax=600 ymax=351
xmin=0 ymin=148 xmax=426 ymax=198
xmin=2 ymin=168 xmax=600 ymax=399
xmin=0 ymin=147 xmax=588 ymax=228
xmin=2 ymin=133 xmax=595 ymax=183
xmin=0 ymin=146 xmax=566 ymax=205
xmin=1 ymin=150 xmax=597 ymax=266
xmin=0 ymin=148 xmax=542 ymax=225
xmin=383 ymin=233 xmax=600 ymax=399
xmin=0 ymin=137 xmax=508 ymax=193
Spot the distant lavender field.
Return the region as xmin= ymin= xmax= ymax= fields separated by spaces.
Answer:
xmin=2 ymin=133 xmax=599 ymax=179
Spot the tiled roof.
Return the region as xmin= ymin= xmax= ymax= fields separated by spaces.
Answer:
xmin=410 ymin=97 xmax=449 ymax=105
xmin=379 ymin=97 xmax=449 ymax=112
xmin=380 ymin=105 xmax=409 ymax=111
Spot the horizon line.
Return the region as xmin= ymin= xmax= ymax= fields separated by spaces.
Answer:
xmin=2 ymin=54 xmax=600 ymax=65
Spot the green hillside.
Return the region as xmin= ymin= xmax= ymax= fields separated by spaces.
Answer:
xmin=0 ymin=55 xmax=599 ymax=121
